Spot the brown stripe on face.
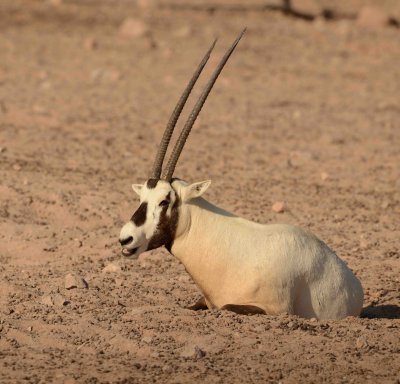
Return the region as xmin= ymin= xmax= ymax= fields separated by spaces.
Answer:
xmin=131 ymin=202 xmax=147 ymax=226
xmin=147 ymin=195 xmax=179 ymax=252
xmin=147 ymin=178 xmax=159 ymax=189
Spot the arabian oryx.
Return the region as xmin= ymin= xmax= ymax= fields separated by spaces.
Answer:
xmin=119 ymin=30 xmax=364 ymax=320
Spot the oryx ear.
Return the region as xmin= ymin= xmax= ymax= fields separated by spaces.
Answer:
xmin=131 ymin=184 xmax=143 ymax=196
xmin=182 ymin=180 xmax=211 ymax=202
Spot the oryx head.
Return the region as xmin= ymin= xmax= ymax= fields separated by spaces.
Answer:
xmin=119 ymin=29 xmax=245 ymax=258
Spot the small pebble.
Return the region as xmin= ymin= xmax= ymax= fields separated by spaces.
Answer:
xmin=320 ymin=172 xmax=329 ymax=181
xmin=356 ymin=335 xmax=369 ymax=349
xmin=162 ymin=365 xmax=173 ymax=374
xmin=65 ymin=273 xmax=88 ymax=289
xmin=41 ymin=294 xmax=68 ymax=307
xmin=41 ymin=295 xmax=54 ymax=306
xmin=102 ymin=263 xmax=122 ymax=273
xmin=141 ymin=336 xmax=153 ymax=344
xmin=119 ymin=18 xmax=148 ymax=39
xmin=272 ymin=201 xmax=285 ymax=213
xmin=180 ymin=345 xmax=206 ymax=359
xmin=84 ymin=37 xmax=98 ymax=50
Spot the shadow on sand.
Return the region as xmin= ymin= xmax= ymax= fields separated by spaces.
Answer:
xmin=361 ymin=305 xmax=400 ymax=319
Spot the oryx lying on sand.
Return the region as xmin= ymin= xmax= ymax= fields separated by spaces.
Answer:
xmin=119 ymin=30 xmax=363 ymax=319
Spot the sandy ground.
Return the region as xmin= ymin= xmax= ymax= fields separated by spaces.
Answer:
xmin=0 ymin=1 xmax=399 ymax=383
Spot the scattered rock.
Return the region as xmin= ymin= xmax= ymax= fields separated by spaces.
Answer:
xmin=359 ymin=237 xmax=371 ymax=250
xmin=180 ymin=344 xmax=206 ymax=359
xmin=41 ymin=295 xmax=54 ymax=306
xmin=119 ymin=18 xmax=149 ymax=39
xmin=379 ymin=289 xmax=389 ymax=297
xmin=287 ymin=321 xmax=296 ymax=329
xmin=13 ymin=164 xmax=21 ymax=171
xmin=141 ymin=335 xmax=153 ymax=344
xmin=381 ymin=200 xmax=390 ymax=210
xmin=3 ymin=307 xmax=14 ymax=315
xmin=83 ymin=37 xmax=98 ymax=51
xmin=356 ymin=335 xmax=369 ymax=349
xmin=102 ymin=263 xmax=122 ymax=273
xmin=39 ymin=81 xmax=52 ymax=90
xmin=174 ymin=25 xmax=192 ymax=38
xmin=74 ymin=238 xmax=83 ymax=248
xmin=91 ymin=68 xmax=121 ymax=83
xmin=272 ymin=201 xmax=285 ymax=213
xmin=357 ymin=6 xmax=389 ymax=29
xmin=162 ymin=364 xmax=173 ymax=374
xmin=289 ymin=0 xmax=322 ymax=18
xmin=177 ymin=274 xmax=190 ymax=283
xmin=65 ymin=273 xmax=88 ymax=289
xmin=23 ymin=196 xmax=33 ymax=205
xmin=130 ymin=307 xmax=146 ymax=316
xmin=320 ymin=172 xmax=329 ymax=181
xmin=288 ymin=150 xmax=315 ymax=168
xmin=41 ymin=294 xmax=69 ymax=307
xmin=53 ymin=293 xmax=69 ymax=306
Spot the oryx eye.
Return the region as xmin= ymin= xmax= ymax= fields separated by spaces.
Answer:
xmin=159 ymin=200 xmax=169 ymax=207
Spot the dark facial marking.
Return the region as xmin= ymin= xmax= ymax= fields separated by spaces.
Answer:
xmin=147 ymin=178 xmax=159 ymax=189
xmin=162 ymin=192 xmax=171 ymax=204
xmin=131 ymin=202 xmax=147 ymax=226
xmin=147 ymin=193 xmax=180 ymax=252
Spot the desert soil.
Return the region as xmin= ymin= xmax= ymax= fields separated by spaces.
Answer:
xmin=0 ymin=1 xmax=399 ymax=383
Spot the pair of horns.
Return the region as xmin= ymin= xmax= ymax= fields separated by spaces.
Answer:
xmin=149 ymin=28 xmax=246 ymax=181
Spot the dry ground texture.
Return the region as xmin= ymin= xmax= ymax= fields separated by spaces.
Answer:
xmin=0 ymin=0 xmax=399 ymax=383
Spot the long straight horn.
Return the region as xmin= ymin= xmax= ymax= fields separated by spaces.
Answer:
xmin=149 ymin=39 xmax=217 ymax=179
xmin=162 ymin=28 xmax=246 ymax=181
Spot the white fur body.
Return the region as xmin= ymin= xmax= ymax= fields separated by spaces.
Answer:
xmin=120 ymin=179 xmax=364 ymax=320
xmin=171 ymin=192 xmax=364 ymax=320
